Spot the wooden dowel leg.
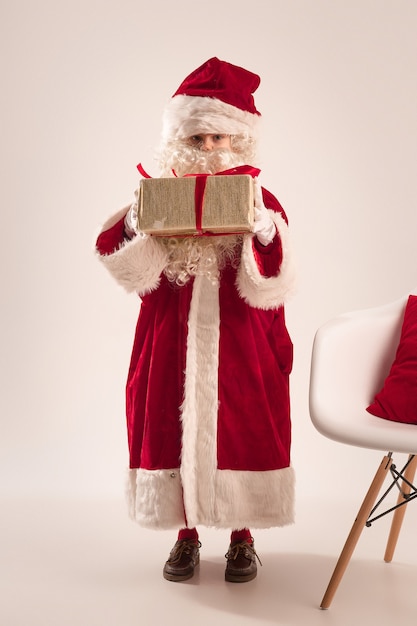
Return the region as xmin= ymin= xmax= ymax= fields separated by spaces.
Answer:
xmin=320 ymin=455 xmax=392 ymax=610
xmin=384 ymin=454 xmax=417 ymax=563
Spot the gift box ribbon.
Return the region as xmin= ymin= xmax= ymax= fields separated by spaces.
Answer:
xmin=137 ymin=163 xmax=260 ymax=235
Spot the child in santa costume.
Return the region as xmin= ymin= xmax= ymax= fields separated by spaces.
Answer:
xmin=96 ymin=57 xmax=296 ymax=583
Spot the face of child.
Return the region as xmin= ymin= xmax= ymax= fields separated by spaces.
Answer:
xmin=187 ymin=134 xmax=231 ymax=152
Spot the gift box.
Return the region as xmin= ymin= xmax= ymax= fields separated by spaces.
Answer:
xmin=137 ymin=174 xmax=255 ymax=236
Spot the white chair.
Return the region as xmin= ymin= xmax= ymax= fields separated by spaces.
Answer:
xmin=309 ymin=294 xmax=417 ymax=609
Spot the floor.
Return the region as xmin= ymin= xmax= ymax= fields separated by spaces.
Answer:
xmin=3 ymin=494 xmax=417 ymax=626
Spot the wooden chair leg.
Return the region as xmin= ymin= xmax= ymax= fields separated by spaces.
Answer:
xmin=320 ymin=454 xmax=393 ymax=609
xmin=384 ymin=454 xmax=417 ymax=563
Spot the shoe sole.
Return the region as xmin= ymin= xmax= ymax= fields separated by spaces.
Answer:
xmin=225 ymin=569 xmax=257 ymax=583
xmin=163 ymin=569 xmax=196 ymax=582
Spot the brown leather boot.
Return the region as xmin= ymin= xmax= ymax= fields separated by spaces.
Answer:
xmin=225 ymin=539 xmax=262 ymax=582
xmin=163 ymin=539 xmax=201 ymax=582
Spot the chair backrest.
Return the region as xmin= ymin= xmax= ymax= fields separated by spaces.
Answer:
xmin=309 ymin=295 xmax=409 ymax=450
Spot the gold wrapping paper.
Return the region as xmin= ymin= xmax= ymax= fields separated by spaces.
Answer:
xmin=137 ymin=175 xmax=254 ymax=236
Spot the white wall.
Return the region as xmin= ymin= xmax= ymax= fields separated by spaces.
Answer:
xmin=2 ymin=0 xmax=417 ymax=503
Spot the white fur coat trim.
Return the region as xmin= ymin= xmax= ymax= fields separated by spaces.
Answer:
xmin=126 ymin=468 xmax=185 ymax=530
xmin=179 ymin=273 xmax=221 ymax=527
xmin=126 ymin=466 xmax=295 ymax=530
xmin=212 ymin=466 xmax=295 ymax=529
xmin=162 ymin=94 xmax=260 ymax=141
xmin=237 ymin=211 xmax=297 ymax=310
xmin=96 ymin=207 xmax=168 ymax=295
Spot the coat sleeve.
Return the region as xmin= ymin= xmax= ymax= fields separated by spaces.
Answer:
xmin=95 ymin=207 xmax=168 ymax=295
xmin=236 ymin=188 xmax=297 ymax=310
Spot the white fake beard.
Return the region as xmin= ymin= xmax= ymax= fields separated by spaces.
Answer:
xmin=158 ymin=142 xmax=247 ymax=177
xmin=162 ymin=234 xmax=242 ymax=287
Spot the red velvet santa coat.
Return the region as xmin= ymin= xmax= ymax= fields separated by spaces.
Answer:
xmin=96 ymin=187 xmax=296 ymax=530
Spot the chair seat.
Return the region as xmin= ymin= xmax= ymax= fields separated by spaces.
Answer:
xmin=311 ymin=403 xmax=417 ymax=454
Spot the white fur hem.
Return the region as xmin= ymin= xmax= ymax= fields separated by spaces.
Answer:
xmin=126 ymin=468 xmax=185 ymax=530
xmin=126 ymin=466 xmax=295 ymax=530
xmin=236 ymin=211 xmax=297 ymax=310
xmin=210 ymin=466 xmax=295 ymax=529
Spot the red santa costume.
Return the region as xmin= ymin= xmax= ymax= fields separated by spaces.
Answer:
xmin=96 ymin=58 xmax=297 ymax=533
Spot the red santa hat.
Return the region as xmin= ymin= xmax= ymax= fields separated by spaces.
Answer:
xmin=161 ymin=57 xmax=261 ymax=142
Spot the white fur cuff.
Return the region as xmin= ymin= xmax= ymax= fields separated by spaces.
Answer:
xmin=237 ymin=211 xmax=297 ymax=310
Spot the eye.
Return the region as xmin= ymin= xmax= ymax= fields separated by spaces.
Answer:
xmin=189 ymin=135 xmax=202 ymax=144
xmin=214 ymin=134 xmax=225 ymax=141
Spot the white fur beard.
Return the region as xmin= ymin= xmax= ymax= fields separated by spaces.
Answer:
xmin=161 ymin=235 xmax=242 ymax=286
xmin=157 ymin=142 xmax=249 ymax=177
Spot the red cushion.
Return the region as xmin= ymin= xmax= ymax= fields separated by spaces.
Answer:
xmin=367 ymin=295 xmax=417 ymax=424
